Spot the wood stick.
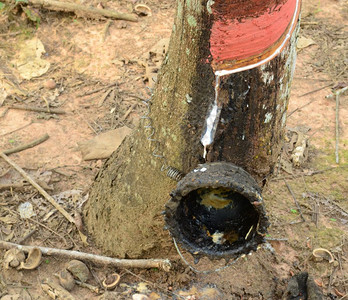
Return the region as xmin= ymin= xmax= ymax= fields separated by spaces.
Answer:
xmin=17 ymin=229 xmax=37 ymax=245
xmin=298 ymin=83 xmax=333 ymax=97
xmin=335 ymin=86 xmax=347 ymax=164
xmin=0 ymin=152 xmax=75 ymax=225
xmin=9 ymin=105 xmax=66 ymax=114
xmin=0 ymin=241 xmax=172 ymax=272
xmin=0 ymin=183 xmax=26 ymax=191
xmin=78 ymin=81 xmax=117 ymax=97
xmin=3 ymin=133 xmax=49 ymax=155
xmin=120 ymin=103 xmax=137 ymax=122
xmin=284 ymin=179 xmax=306 ymax=222
xmin=0 ymin=122 xmax=32 ymax=137
xmin=336 ymin=91 xmax=340 ymax=164
xmin=28 ymin=0 xmax=138 ymax=22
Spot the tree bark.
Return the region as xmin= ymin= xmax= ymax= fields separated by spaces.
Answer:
xmin=84 ymin=0 xmax=300 ymax=258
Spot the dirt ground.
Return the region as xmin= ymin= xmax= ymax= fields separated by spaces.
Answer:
xmin=0 ymin=0 xmax=347 ymax=299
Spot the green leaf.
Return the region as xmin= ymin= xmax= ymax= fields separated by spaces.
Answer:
xmin=45 ymin=259 xmax=50 ymax=264
xmin=0 ymin=2 xmax=5 ymax=10
xmin=23 ymin=7 xmax=40 ymax=23
xmin=9 ymin=139 xmax=15 ymax=144
xmin=290 ymin=209 xmax=298 ymax=214
xmin=330 ymin=218 xmax=337 ymax=222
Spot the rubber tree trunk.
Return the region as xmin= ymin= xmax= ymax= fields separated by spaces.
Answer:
xmin=84 ymin=0 xmax=300 ymax=258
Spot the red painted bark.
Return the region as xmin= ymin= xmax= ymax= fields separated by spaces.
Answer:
xmin=210 ymin=0 xmax=300 ymax=72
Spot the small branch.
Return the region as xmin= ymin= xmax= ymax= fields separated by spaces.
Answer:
xmin=102 ymin=19 xmax=113 ymax=42
xmin=271 ymin=166 xmax=345 ymax=181
xmin=284 ymin=179 xmax=306 ymax=222
xmin=0 ymin=121 xmax=32 ymax=137
xmin=9 ymin=105 xmax=66 ymax=114
xmin=335 ymin=86 xmax=347 ymax=164
xmin=299 ymin=83 xmax=333 ymax=97
xmin=3 ymin=133 xmax=49 ymax=155
xmin=120 ymin=103 xmax=137 ymax=123
xmin=17 ymin=229 xmax=37 ymax=245
xmin=0 ymin=241 xmax=172 ymax=272
xmin=0 ymin=152 xmax=75 ymax=225
xmin=0 ymin=183 xmax=26 ymax=191
xmin=288 ymin=83 xmax=333 ymax=118
xmin=29 ymin=0 xmax=138 ymax=22
xmin=78 ymin=81 xmax=118 ymax=97
xmin=265 ymin=237 xmax=288 ymax=241
xmin=97 ymin=87 xmax=113 ymax=107
xmin=75 ymin=281 xmax=100 ymax=294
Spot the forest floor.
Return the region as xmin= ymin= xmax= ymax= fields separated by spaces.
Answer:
xmin=0 ymin=0 xmax=347 ymax=299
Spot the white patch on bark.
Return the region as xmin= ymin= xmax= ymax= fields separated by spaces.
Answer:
xmin=261 ymin=71 xmax=274 ymax=84
xmin=201 ymin=75 xmax=221 ymax=158
xmin=264 ymin=112 xmax=273 ymax=123
xmin=207 ymin=0 xmax=215 ymax=14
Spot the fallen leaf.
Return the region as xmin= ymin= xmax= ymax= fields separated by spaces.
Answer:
xmin=78 ymin=230 xmax=89 ymax=246
xmin=136 ymin=282 xmax=150 ymax=294
xmin=297 ymin=36 xmax=316 ymax=50
xmin=0 ymin=215 xmax=17 ymax=224
xmin=78 ymin=127 xmax=132 ymax=160
xmin=13 ymin=38 xmax=50 ymax=80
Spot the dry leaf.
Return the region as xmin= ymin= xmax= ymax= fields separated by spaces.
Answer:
xmin=13 ymin=38 xmax=50 ymax=80
xmin=78 ymin=230 xmax=89 ymax=246
xmin=297 ymin=36 xmax=316 ymax=50
xmin=0 ymin=215 xmax=17 ymax=224
xmin=78 ymin=127 xmax=132 ymax=160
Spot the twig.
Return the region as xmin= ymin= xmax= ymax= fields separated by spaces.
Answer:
xmin=335 ymin=87 xmax=348 ymax=164
xmin=0 ymin=121 xmax=32 ymax=137
xmin=271 ymin=166 xmax=346 ymax=181
xmin=78 ymin=81 xmax=117 ymax=97
xmin=0 ymin=183 xmax=26 ymax=191
xmin=97 ymin=88 xmax=113 ymax=107
xmin=335 ymin=91 xmax=340 ymax=163
xmin=265 ymin=237 xmax=288 ymax=241
xmin=0 ymin=107 xmax=9 ymax=118
xmin=287 ymin=98 xmax=318 ymax=118
xmin=120 ymin=103 xmax=137 ymax=123
xmin=0 ymin=152 xmax=75 ymax=225
xmin=0 ymin=32 xmax=21 ymax=37
xmin=19 ymin=0 xmax=138 ymax=21
xmin=3 ymin=133 xmax=49 ymax=155
xmin=298 ymin=83 xmax=333 ymax=97
xmin=288 ymin=83 xmax=333 ymax=118
xmin=0 ymin=241 xmax=172 ymax=272
xmin=9 ymin=105 xmax=66 ymax=114
xmin=293 ymin=77 xmax=331 ymax=82
xmin=312 ymin=201 xmax=319 ymax=228
xmin=300 ymin=21 xmax=319 ymax=26
xmin=102 ymin=19 xmax=113 ymax=42
xmin=328 ymin=266 xmax=338 ymax=294
xmin=17 ymin=229 xmax=37 ymax=245
xmin=75 ymin=280 xmax=100 ymax=294
xmin=284 ymin=179 xmax=306 ymax=222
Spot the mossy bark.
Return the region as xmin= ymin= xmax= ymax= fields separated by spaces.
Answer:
xmin=84 ymin=0 xmax=299 ymax=258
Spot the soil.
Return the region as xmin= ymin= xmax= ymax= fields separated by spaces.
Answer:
xmin=0 ymin=0 xmax=347 ymax=299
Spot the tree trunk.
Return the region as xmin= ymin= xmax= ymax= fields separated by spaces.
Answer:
xmin=84 ymin=0 xmax=300 ymax=258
